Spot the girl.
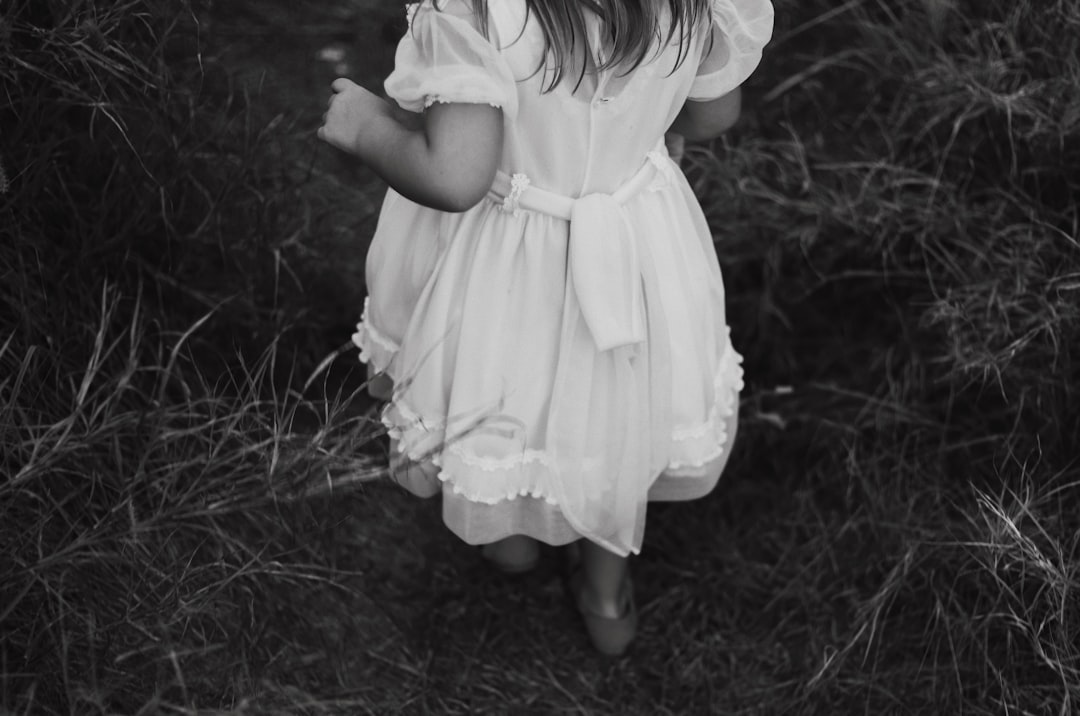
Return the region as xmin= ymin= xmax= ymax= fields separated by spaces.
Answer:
xmin=319 ymin=0 xmax=773 ymax=656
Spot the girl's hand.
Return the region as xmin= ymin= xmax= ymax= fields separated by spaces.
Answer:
xmin=318 ymin=78 xmax=390 ymax=159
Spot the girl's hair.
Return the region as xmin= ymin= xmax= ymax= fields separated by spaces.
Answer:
xmin=456 ymin=0 xmax=712 ymax=92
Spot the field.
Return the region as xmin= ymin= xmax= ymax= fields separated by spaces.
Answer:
xmin=2 ymin=0 xmax=1079 ymax=713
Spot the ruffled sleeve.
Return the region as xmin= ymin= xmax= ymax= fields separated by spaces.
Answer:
xmin=688 ymin=0 xmax=774 ymax=101
xmin=385 ymin=1 xmax=518 ymax=119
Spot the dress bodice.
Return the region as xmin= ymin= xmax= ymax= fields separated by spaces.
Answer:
xmin=485 ymin=1 xmax=703 ymax=195
xmin=385 ymin=0 xmax=773 ymax=196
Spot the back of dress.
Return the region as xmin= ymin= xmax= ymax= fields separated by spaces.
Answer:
xmin=386 ymin=0 xmax=773 ymax=195
xmin=359 ymin=0 xmax=773 ymax=556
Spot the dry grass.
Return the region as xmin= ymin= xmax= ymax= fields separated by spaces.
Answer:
xmin=2 ymin=0 xmax=1079 ymax=713
xmin=0 ymin=2 xmax=385 ymax=713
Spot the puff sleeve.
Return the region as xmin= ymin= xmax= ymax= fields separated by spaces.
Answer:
xmin=385 ymin=1 xmax=519 ymax=119
xmin=688 ymin=0 xmax=774 ymax=101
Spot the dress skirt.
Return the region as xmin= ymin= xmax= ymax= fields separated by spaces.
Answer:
xmin=354 ymin=151 xmax=744 ymax=556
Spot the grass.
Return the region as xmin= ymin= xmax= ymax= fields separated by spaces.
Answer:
xmin=0 ymin=2 xmax=384 ymax=712
xmin=2 ymin=0 xmax=1079 ymax=713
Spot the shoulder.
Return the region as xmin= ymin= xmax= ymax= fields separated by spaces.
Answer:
xmin=708 ymin=0 xmax=774 ymax=30
xmin=700 ymin=0 xmax=774 ymax=67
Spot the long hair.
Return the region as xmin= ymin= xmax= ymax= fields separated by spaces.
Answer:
xmin=453 ymin=0 xmax=712 ymax=92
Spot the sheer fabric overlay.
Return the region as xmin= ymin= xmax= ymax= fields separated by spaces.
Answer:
xmin=355 ymin=0 xmax=773 ymax=556
xmin=689 ymin=0 xmax=776 ymax=100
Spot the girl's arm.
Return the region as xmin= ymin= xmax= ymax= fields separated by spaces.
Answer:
xmin=319 ymin=78 xmax=503 ymax=213
xmin=668 ymin=86 xmax=742 ymax=141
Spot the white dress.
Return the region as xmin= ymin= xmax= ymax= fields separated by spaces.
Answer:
xmin=353 ymin=0 xmax=774 ymax=556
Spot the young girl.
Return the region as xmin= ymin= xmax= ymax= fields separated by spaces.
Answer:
xmin=319 ymin=0 xmax=773 ymax=656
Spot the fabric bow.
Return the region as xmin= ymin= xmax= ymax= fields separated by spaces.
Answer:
xmin=569 ymin=194 xmax=646 ymax=352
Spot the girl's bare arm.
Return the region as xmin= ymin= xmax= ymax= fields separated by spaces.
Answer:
xmin=319 ymin=78 xmax=502 ymax=213
xmin=668 ymin=86 xmax=741 ymax=141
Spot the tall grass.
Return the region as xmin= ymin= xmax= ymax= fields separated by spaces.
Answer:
xmin=687 ymin=0 xmax=1080 ymax=711
xmin=0 ymin=1 xmax=380 ymax=712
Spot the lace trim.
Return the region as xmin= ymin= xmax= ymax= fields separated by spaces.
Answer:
xmin=438 ymin=478 xmax=558 ymax=505
xmin=671 ymin=348 xmax=744 ymax=442
xmin=667 ymin=443 xmax=726 ymax=471
xmin=671 ymin=419 xmax=716 ymax=442
xmin=438 ymin=444 xmax=559 ymax=504
xmin=500 ymin=173 xmax=531 ymax=216
xmin=443 ymin=441 xmax=556 ymax=472
xmin=666 ymin=346 xmax=744 ymax=470
xmin=352 ymin=298 xmax=399 ymax=367
xmin=384 ymin=346 xmax=745 ymax=505
xmin=423 ymin=96 xmax=504 ymax=109
xmin=383 ymin=398 xmax=446 ymax=456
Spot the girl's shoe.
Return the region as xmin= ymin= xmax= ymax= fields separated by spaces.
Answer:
xmin=565 ymin=546 xmax=638 ymax=656
xmin=481 ymin=535 xmax=540 ymax=575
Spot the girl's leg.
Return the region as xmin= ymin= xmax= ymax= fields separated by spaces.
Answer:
xmin=578 ymin=540 xmax=631 ymax=618
xmin=570 ymin=539 xmax=637 ymax=655
xmin=481 ymin=535 xmax=540 ymax=573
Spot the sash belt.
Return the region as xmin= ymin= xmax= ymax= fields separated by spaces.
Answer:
xmin=489 ymin=151 xmax=673 ymax=351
